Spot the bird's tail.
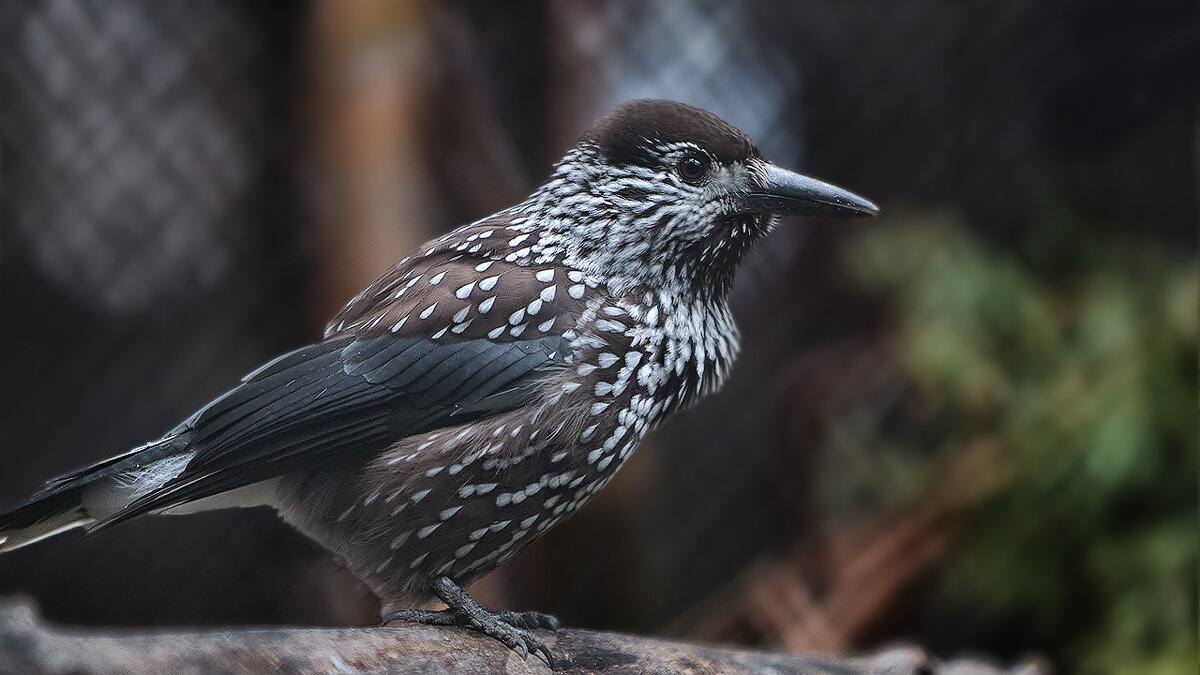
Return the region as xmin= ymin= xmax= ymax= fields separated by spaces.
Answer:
xmin=0 ymin=431 xmax=194 ymax=553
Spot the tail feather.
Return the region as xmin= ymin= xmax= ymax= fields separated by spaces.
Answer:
xmin=0 ymin=431 xmax=193 ymax=551
xmin=0 ymin=507 xmax=92 ymax=553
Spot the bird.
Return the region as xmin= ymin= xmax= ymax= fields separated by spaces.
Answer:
xmin=0 ymin=100 xmax=877 ymax=663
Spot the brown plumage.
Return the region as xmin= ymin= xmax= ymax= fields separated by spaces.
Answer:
xmin=0 ymin=100 xmax=877 ymax=663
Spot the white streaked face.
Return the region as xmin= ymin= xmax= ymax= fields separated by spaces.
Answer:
xmin=530 ymin=142 xmax=774 ymax=297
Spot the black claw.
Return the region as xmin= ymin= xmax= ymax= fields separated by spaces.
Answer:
xmin=533 ymin=641 xmax=555 ymax=668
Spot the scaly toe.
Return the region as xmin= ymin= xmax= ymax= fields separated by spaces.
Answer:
xmin=497 ymin=610 xmax=561 ymax=632
xmin=379 ymin=608 xmax=462 ymax=627
xmin=474 ymin=616 xmax=554 ymax=666
xmin=526 ymin=611 xmax=561 ymax=631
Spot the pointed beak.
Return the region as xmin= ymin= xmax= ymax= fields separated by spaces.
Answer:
xmin=742 ymin=163 xmax=879 ymax=218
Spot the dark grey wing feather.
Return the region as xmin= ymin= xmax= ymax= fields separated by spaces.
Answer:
xmin=103 ymin=333 xmax=568 ymax=526
xmin=344 ymin=337 xmax=437 ymax=381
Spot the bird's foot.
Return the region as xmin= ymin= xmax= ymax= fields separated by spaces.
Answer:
xmin=380 ymin=576 xmax=558 ymax=667
xmin=380 ymin=607 xmax=559 ymax=632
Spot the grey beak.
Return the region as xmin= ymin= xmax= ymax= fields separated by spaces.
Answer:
xmin=742 ymin=163 xmax=879 ymax=218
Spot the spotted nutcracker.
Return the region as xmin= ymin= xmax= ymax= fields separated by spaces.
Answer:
xmin=0 ymin=100 xmax=877 ymax=663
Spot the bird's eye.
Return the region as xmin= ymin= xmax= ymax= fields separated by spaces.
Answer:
xmin=676 ymin=154 xmax=710 ymax=184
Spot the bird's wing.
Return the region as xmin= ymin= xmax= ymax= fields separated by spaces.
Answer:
xmin=104 ymin=235 xmax=591 ymax=526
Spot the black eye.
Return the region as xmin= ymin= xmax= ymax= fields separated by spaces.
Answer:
xmin=676 ymin=154 xmax=710 ymax=183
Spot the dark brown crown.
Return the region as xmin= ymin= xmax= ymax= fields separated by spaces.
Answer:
xmin=580 ymin=99 xmax=761 ymax=168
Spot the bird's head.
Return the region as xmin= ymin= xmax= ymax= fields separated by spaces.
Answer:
xmin=528 ymin=99 xmax=877 ymax=299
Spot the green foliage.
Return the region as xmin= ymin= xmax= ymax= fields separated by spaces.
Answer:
xmin=845 ymin=215 xmax=1197 ymax=674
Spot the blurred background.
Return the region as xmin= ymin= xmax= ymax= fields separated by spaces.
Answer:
xmin=0 ymin=1 xmax=1195 ymax=673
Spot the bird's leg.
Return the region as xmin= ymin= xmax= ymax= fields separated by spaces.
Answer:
xmin=380 ymin=576 xmax=557 ymax=666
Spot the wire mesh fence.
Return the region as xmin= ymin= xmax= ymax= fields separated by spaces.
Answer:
xmin=0 ymin=0 xmax=333 ymax=626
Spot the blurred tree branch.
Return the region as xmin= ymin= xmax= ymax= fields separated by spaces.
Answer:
xmin=681 ymin=440 xmax=1013 ymax=652
xmin=0 ymin=598 xmax=1041 ymax=675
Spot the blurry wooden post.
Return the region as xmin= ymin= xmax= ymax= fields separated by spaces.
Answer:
xmin=308 ymin=0 xmax=434 ymax=327
xmin=301 ymin=0 xmax=433 ymax=622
